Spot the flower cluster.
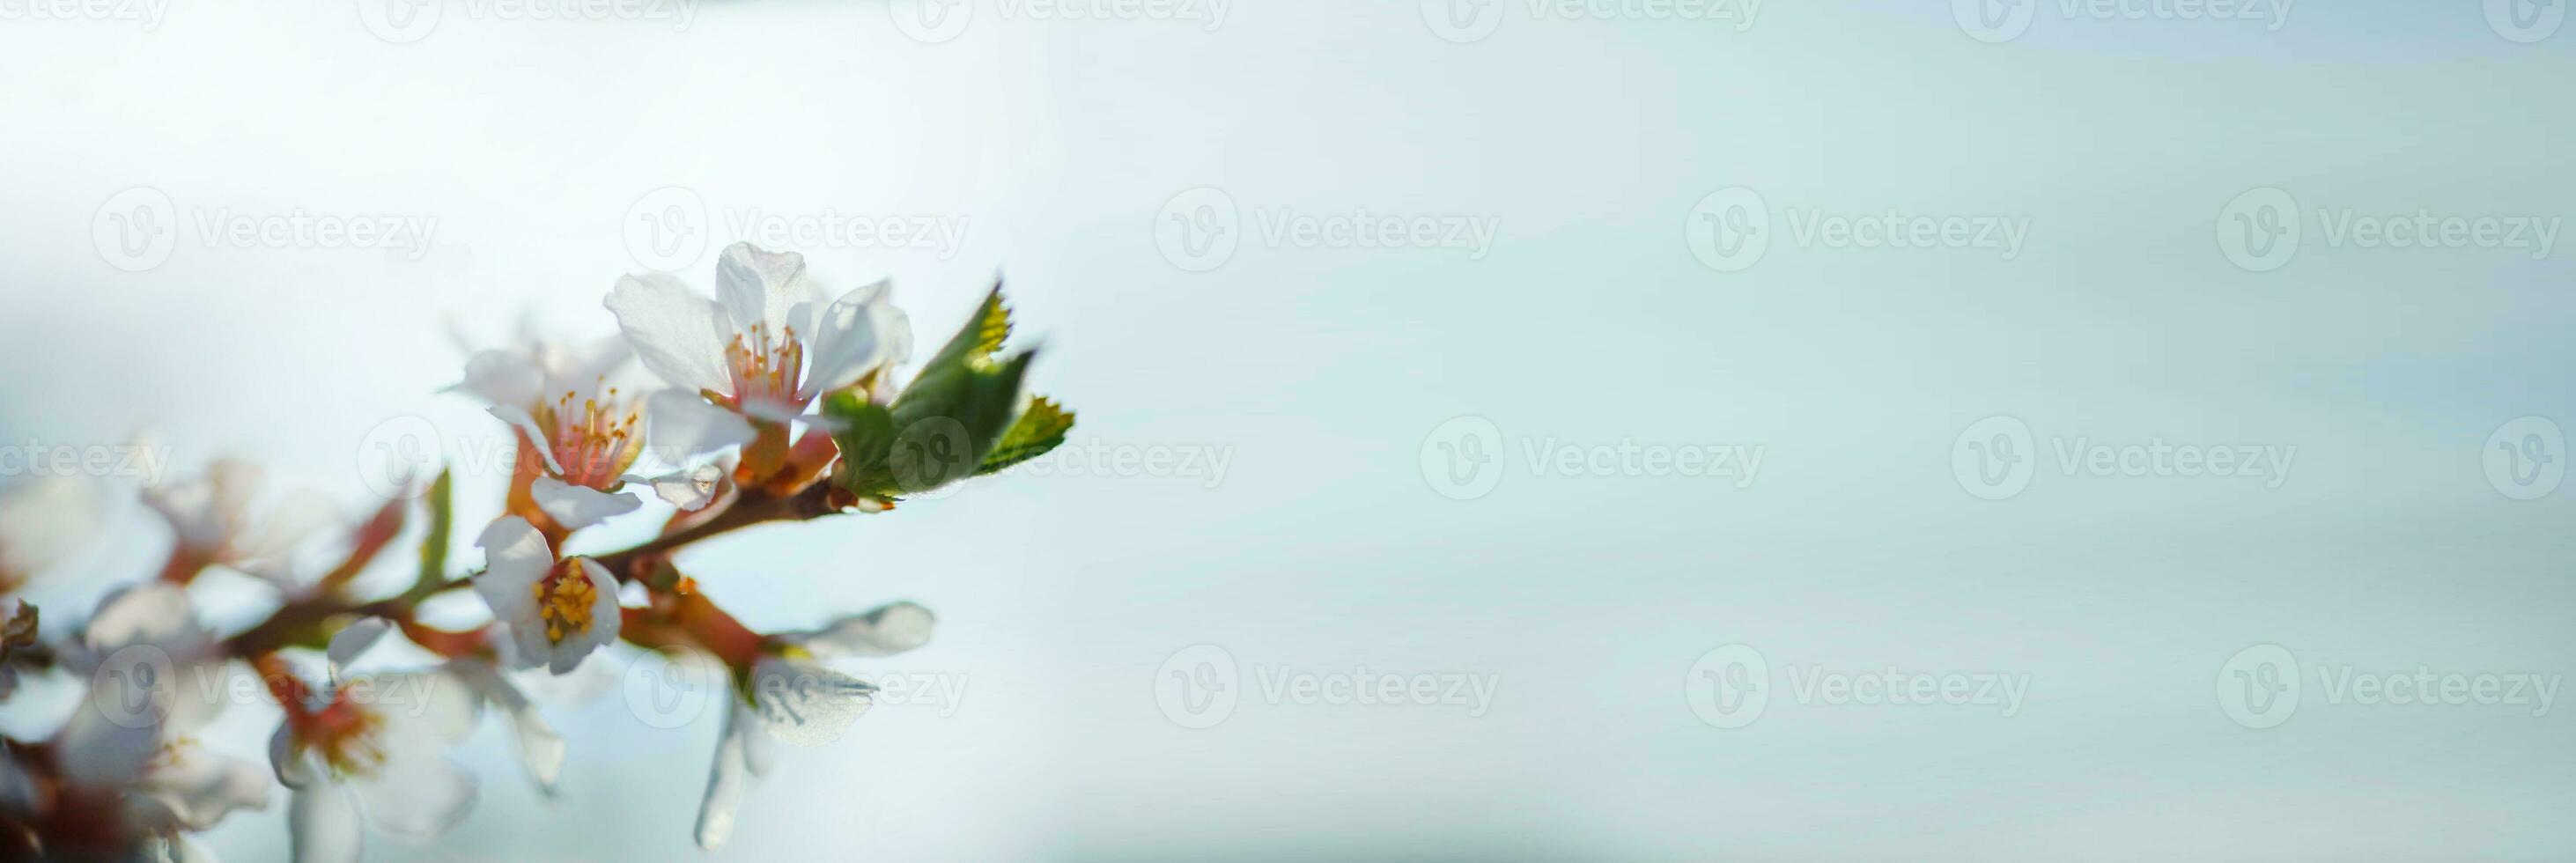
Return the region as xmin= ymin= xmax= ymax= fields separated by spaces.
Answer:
xmin=0 ymin=244 xmax=1074 ymax=861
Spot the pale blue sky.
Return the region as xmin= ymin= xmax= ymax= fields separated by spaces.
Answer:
xmin=3 ymin=0 xmax=2572 ymax=859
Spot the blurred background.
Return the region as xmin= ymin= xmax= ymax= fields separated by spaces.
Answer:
xmin=4 ymin=0 xmax=2574 ymax=859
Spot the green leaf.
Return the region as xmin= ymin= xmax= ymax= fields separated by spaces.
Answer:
xmin=885 ymin=350 xmax=1033 ymax=493
xmin=410 ymin=469 xmax=452 ymax=598
xmin=923 ymin=284 xmax=1013 ymax=372
xmin=978 ymin=395 xmax=1075 ymax=475
xmin=823 ymin=390 xmax=899 ymax=493
xmin=835 ymin=281 xmax=1044 ymax=498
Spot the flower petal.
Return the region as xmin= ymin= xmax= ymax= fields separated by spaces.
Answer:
xmin=448 ymin=349 xmax=544 ymax=409
xmin=269 ymin=720 xmax=314 ymax=789
xmin=137 ymin=745 xmax=270 ymax=831
xmin=746 ymin=656 xmax=876 ymax=748
xmin=452 ymin=660 xmax=565 ymax=793
xmin=84 ymin=583 xmax=203 ymax=652
xmin=326 ymin=617 xmax=390 ymax=675
xmin=606 ymin=272 xmax=737 ymax=396
xmin=488 ymin=405 xmax=565 ymax=475
xmin=528 ymin=477 xmax=642 ymax=532
xmin=801 ymin=280 xmax=905 ymax=399
xmin=791 ymin=601 xmax=936 ymax=658
xmin=643 ymin=464 xmax=726 ymax=512
xmin=473 ymin=517 xmax=550 ymax=619
xmin=288 ymin=783 xmax=363 ymax=863
xmin=353 ymin=755 xmax=477 ymax=841
xmin=643 ymin=389 xmax=756 ymax=465
xmin=715 ymin=242 xmax=821 ymax=344
xmin=0 ymin=475 xmax=103 ymax=578
xmin=369 ymin=670 xmax=483 ymax=747
xmin=55 ymin=692 xmax=162 ymax=789
xmin=694 ymin=703 xmax=757 ymax=851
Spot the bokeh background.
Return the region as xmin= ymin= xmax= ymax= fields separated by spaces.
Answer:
xmin=4 ymin=0 xmax=2575 ymax=859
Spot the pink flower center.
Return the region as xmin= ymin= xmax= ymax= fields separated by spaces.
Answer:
xmin=535 ymin=381 xmax=643 ymax=489
xmin=725 ymin=322 xmax=806 ymax=416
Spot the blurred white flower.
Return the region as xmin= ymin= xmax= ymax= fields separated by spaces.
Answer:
xmin=142 ymin=460 xmax=336 ymax=585
xmin=0 ymin=475 xmax=104 ymax=591
xmin=58 ymin=585 xmax=228 ymax=791
xmin=694 ymin=601 xmax=933 ymax=851
xmin=265 ymin=647 xmax=481 ymax=863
